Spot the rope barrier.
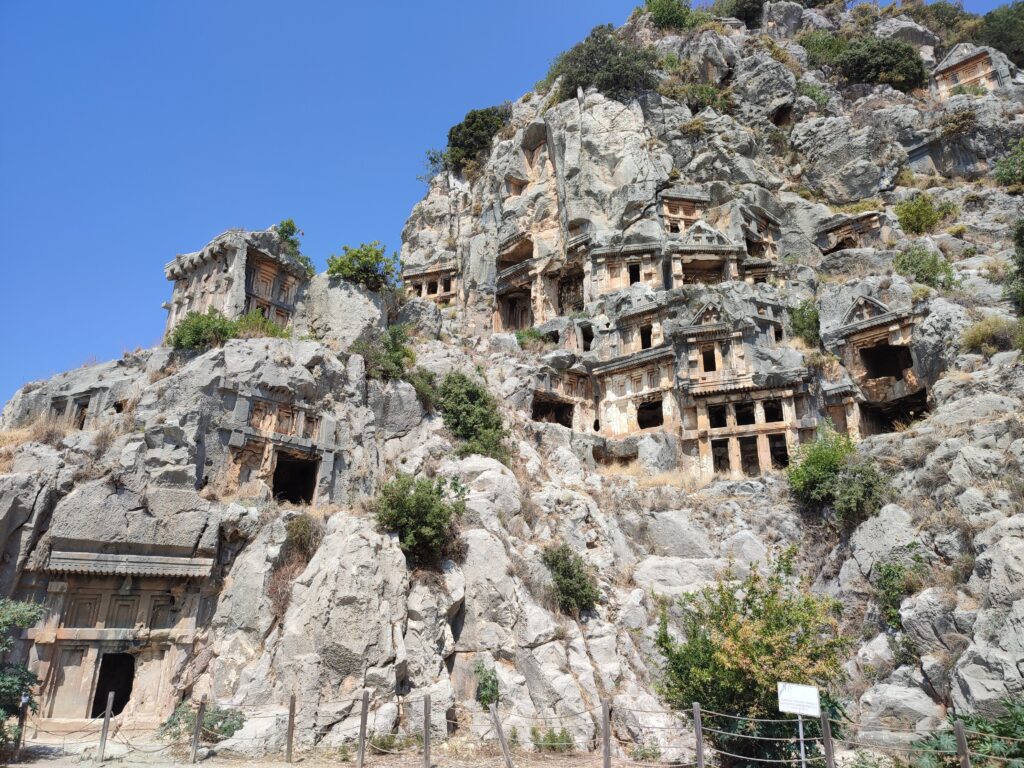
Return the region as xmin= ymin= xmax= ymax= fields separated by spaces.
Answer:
xmin=702 ymin=709 xmax=801 ymax=724
xmin=836 ymin=737 xmax=959 ymax=755
xmin=703 ymin=726 xmax=823 ymax=743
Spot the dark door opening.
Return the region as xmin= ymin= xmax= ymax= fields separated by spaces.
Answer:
xmin=702 ymin=347 xmax=717 ymax=372
xmin=712 ymin=438 xmax=730 ymax=473
xmin=763 ymin=399 xmax=784 ymax=423
xmin=860 ymin=344 xmax=913 ymax=380
xmin=735 ymin=402 xmax=756 ymax=426
xmin=768 ymin=434 xmax=789 ymax=468
xmin=532 ymin=398 xmax=574 ymax=427
xmin=708 ymin=404 xmax=728 ymax=429
xmin=859 ymin=389 xmax=929 ymax=436
xmin=738 ymin=436 xmax=760 ymax=476
xmin=636 ymin=399 xmax=664 ymax=429
xmin=91 ymin=653 xmax=135 ymax=718
xmin=628 ymin=263 xmax=641 ymax=285
xmin=581 ymin=325 xmax=594 ymax=352
xmin=639 ymin=324 xmax=653 ymax=350
xmin=273 ymin=452 xmax=319 ymax=504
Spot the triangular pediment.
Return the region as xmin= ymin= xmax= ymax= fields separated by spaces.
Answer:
xmin=689 ymin=302 xmax=725 ymax=326
xmin=680 ymin=220 xmax=734 ymax=248
xmin=842 ymin=295 xmax=890 ymax=326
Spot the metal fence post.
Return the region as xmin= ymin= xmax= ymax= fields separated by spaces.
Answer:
xmin=693 ymin=702 xmax=705 ymax=768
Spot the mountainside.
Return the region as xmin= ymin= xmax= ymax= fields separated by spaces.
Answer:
xmin=2 ymin=1 xmax=1024 ymax=760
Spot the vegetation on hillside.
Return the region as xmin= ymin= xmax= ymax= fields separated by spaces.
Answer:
xmin=543 ymin=25 xmax=659 ymax=104
xmin=374 ymin=473 xmax=465 ymax=568
xmin=541 ymin=544 xmax=600 ymax=616
xmin=657 ymin=551 xmax=849 ymax=767
xmin=834 ymin=37 xmax=928 ymax=92
xmin=326 ymin=241 xmax=398 ymax=291
xmin=0 ymin=599 xmax=44 ymax=747
xmin=275 ymin=219 xmax=315 ymax=277
xmin=436 ymin=372 xmax=510 ymax=463
xmin=169 ymin=309 xmax=289 ymax=350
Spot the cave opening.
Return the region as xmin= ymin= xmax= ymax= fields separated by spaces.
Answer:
xmin=860 ymin=344 xmax=913 ymax=380
xmin=735 ymin=401 xmax=756 ymax=426
xmin=636 ymin=399 xmax=664 ymax=430
xmin=768 ymin=433 xmax=790 ymax=468
xmin=708 ymin=404 xmax=728 ymax=429
xmin=532 ymin=398 xmax=574 ymax=428
xmin=859 ymin=389 xmax=930 ymax=436
xmin=272 ymin=452 xmax=319 ymax=504
xmin=712 ymin=438 xmax=730 ymax=473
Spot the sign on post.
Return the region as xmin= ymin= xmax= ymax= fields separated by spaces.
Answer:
xmin=777 ymin=683 xmax=821 ymax=717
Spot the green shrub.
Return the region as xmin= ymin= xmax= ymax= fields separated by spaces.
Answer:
xmin=160 ymin=701 xmax=245 ymax=743
xmin=546 ymin=25 xmax=658 ymax=104
xmin=797 ymin=81 xmax=830 ymax=108
xmin=530 ymin=727 xmax=574 ymax=753
xmin=995 ymin=138 xmax=1024 ymax=187
xmin=284 ymin=513 xmax=325 ymax=558
xmin=473 ymin=660 xmax=500 ymax=708
xmin=790 ymin=299 xmax=821 ymax=346
xmin=656 ymin=551 xmax=849 ymax=766
xmin=436 ymin=372 xmax=510 ymax=463
xmin=352 ymin=325 xmax=415 ymax=381
xmin=978 ymin=1 xmax=1024 ymax=68
xmin=326 ymin=241 xmax=397 ymax=291
xmin=630 ymin=742 xmax=663 ymax=762
xmin=913 ymin=697 xmax=1024 ymax=768
xmin=960 ymin=316 xmax=1021 ymax=357
xmin=710 ymin=0 xmax=764 ymax=27
xmin=374 ymin=474 xmax=465 ymax=568
xmin=169 ymin=309 xmax=238 ymax=350
xmin=0 ymin=600 xmax=44 ymax=747
xmin=900 ymin=0 xmax=982 ymax=48
xmin=233 ymin=310 xmax=291 ymax=340
xmin=835 ymin=37 xmax=927 ymax=92
xmin=406 ymin=367 xmax=438 ymax=411
xmin=787 ymin=426 xmax=888 ymax=526
xmin=895 ymin=194 xmax=958 ymax=235
xmin=168 ymin=309 xmax=287 ymax=350
xmin=951 ymin=84 xmax=988 ymax=97
xmin=645 ymin=0 xmax=711 ymax=29
xmin=874 ymin=561 xmax=919 ymax=631
xmin=894 ymin=245 xmax=959 ymax=290
xmin=797 ymin=30 xmax=848 ymax=68
xmin=275 ymin=219 xmax=315 ymax=277
xmin=541 ymin=544 xmax=599 ymax=616
xmin=1008 ymin=219 xmax=1024 ymax=309
xmin=940 ymin=108 xmax=977 ymax=138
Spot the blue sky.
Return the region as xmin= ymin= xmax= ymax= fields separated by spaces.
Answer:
xmin=0 ymin=0 xmax=1005 ymax=403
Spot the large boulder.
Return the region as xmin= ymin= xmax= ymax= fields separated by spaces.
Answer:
xmin=293 ymin=274 xmax=387 ymax=351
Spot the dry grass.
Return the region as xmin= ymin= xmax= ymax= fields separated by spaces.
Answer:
xmin=0 ymin=415 xmax=72 ymax=452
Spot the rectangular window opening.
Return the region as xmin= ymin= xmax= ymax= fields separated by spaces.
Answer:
xmin=739 ymin=436 xmax=760 ymax=476
xmin=640 ymin=324 xmax=653 ymax=350
xmin=735 ymin=401 xmax=756 ymax=426
xmin=708 ymin=404 xmax=728 ymax=429
xmin=712 ymin=438 xmax=731 ymax=473
xmin=628 ymin=263 xmax=641 ymax=285
xmin=532 ymin=398 xmax=574 ymax=428
xmin=763 ymin=399 xmax=784 ymax=423
xmin=637 ymin=399 xmax=664 ymax=430
xmin=860 ymin=344 xmax=913 ymax=381
xmin=768 ymin=434 xmax=790 ymax=469
xmin=702 ymin=346 xmax=717 ymax=372
xmin=272 ymin=451 xmax=319 ymax=504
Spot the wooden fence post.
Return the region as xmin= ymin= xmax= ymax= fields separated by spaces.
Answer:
xmin=423 ymin=693 xmax=431 ymax=768
xmin=489 ymin=703 xmax=514 ymax=768
xmin=189 ymin=694 xmax=208 ymax=764
xmin=693 ymin=702 xmax=705 ymax=768
xmin=15 ymin=696 xmax=29 ymax=762
xmin=97 ymin=691 xmax=115 ymax=762
xmin=819 ymin=713 xmax=836 ymax=768
xmin=356 ymin=690 xmax=369 ymax=768
xmin=286 ymin=693 xmax=296 ymax=763
xmin=602 ymin=700 xmax=611 ymax=768
xmin=955 ymin=720 xmax=972 ymax=768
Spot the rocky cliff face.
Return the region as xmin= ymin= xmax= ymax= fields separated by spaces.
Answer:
xmin=2 ymin=2 xmax=1023 ymax=756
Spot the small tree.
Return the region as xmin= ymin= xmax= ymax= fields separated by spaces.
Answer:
xmin=444 ymin=106 xmax=512 ymax=174
xmin=547 ymin=25 xmax=659 ymax=104
xmin=656 ymin=551 xmax=850 ymax=767
xmin=0 ymin=599 xmax=44 ymax=748
xmin=787 ymin=425 xmax=888 ymax=526
xmin=978 ymin=1 xmax=1024 ymax=68
xmin=375 ymin=474 xmax=465 ymax=568
xmin=895 ymin=194 xmax=959 ymax=235
xmin=835 ymin=37 xmax=927 ymax=92
xmin=436 ymin=372 xmax=510 ymax=463
xmin=541 ymin=544 xmax=599 ymax=616
xmin=326 ymin=241 xmax=397 ymax=292
xmin=352 ymin=325 xmax=415 ymax=381
xmin=790 ymin=299 xmax=821 ymax=346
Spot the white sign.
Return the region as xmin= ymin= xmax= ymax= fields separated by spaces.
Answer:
xmin=777 ymin=682 xmax=820 ymax=717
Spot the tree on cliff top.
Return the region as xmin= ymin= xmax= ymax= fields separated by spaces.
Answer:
xmin=545 ymin=25 xmax=659 ymax=104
